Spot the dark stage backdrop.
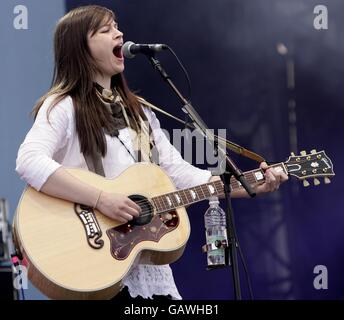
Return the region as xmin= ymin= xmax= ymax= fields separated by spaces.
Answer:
xmin=66 ymin=0 xmax=344 ymax=299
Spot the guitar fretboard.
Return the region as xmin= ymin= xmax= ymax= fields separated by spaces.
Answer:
xmin=152 ymin=163 xmax=287 ymax=213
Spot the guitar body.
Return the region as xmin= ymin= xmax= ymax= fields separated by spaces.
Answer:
xmin=14 ymin=163 xmax=191 ymax=300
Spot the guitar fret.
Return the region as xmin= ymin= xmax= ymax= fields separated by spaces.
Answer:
xmin=168 ymin=192 xmax=177 ymax=207
xmin=174 ymin=191 xmax=185 ymax=207
xmin=245 ymin=172 xmax=256 ymax=184
xmin=253 ymin=170 xmax=264 ymax=182
xmin=159 ymin=197 xmax=166 ymax=211
xmin=206 ymin=185 xmax=213 ymax=198
xmin=214 ymin=181 xmax=225 ymax=197
xmin=189 ymin=188 xmax=197 ymax=201
xmin=199 ymin=187 xmax=205 ymax=199
xmin=194 ymin=188 xmax=200 ymax=200
xmin=165 ymin=195 xmax=173 ymax=208
xmin=213 ymin=181 xmax=220 ymax=191
xmin=196 ymin=186 xmax=205 ymax=199
xmin=160 ymin=196 xmax=169 ymax=211
xmin=180 ymin=190 xmax=188 ymax=205
xmin=185 ymin=188 xmax=193 ymax=203
xmin=271 ymin=164 xmax=286 ymax=175
xmin=174 ymin=192 xmax=182 ymax=205
xmin=207 ymin=183 xmax=216 ymax=196
xmin=199 ymin=185 xmax=208 ymax=198
xmin=158 ymin=196 xmax=166 ymax=211
xmin=195 ymin=188 xmax=202 ymax=200
xmin=181 ymin=189 xmax=189 ymax=204
xmin=152 ymin=198 xmax=161 ymax=212
xmin=161 ymin=198 xmax=166 ymax=211
xmin=169 ymin=193 xmax=178 ymax=207
xmin=230 ymin=178 xmax=241 ymax=191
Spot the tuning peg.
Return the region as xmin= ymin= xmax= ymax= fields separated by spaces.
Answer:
xmin=310 ymin=149 xmax=317 ymax=154
xmin=290 ymin=152 xmax=295 ymax=157
xmin=324 ymin=177 xmax=331 ymax=184
xmin=303 ymin=180 xmax=310 ymax=187
xmin=300 ymin=150 xmax=307 ymax=156
xmin=314 ymin=178 xmax=320 ymax=186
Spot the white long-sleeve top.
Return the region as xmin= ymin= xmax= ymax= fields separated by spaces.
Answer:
xmin=16 ymin=95 xmax=212 ymax=300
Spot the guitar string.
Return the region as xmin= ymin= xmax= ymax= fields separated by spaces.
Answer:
xmin=96 ymin=160 xmax=324 ymax=217
xmin=118 ymin=167 xmax=303 ymax=216
xmin=115 ymin=184 xmax=225 ymax=218
xmin=96 ymin=166 xmax=284 ymax=210
xmin=97 ymin=162 xmax=319 ymax=218
xmin=126 ymin=184 xmax=226 ymax=210
xmin=98 ymin=159 xmax=322 ymax=209
xmin=98 ymin=157 xmax=326 ymax=216
xmin=116 ymin=179 xmax=236 ymax=209
xmin=127 ymin=162 xmax=325 ymax=217
xmin=120 ymin=181 xmax=225 ymax=207
xmin=93 ymin=172 xmax=267 ymax=216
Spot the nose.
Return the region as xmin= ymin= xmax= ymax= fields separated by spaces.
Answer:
xmin=113 ymin=28 xmax=123 ymax=40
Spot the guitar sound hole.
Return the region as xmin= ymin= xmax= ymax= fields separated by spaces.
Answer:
xmin=128 ymin=195 xmax=153 ymax=226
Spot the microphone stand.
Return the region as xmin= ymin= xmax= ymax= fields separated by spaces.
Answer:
xmin=146 ymin=53 xmax=256 ymax=300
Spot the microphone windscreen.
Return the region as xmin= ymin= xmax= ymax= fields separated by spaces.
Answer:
xmin=122 ymin=41 xmax=136 ymax=59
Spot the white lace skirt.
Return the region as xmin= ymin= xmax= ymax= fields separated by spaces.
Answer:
xmin=122 ymin=264 xmax=182 ymax=300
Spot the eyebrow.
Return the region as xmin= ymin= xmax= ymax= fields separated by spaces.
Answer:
xmin=102 ymin=21 xmax=118 ymax=28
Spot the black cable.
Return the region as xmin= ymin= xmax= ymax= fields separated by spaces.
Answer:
xmin=166 ymin=45 xmax=192 ymax=102
xmin=237 ymin=240 xmax=254 ymax=300
xmin=20 ymin=285 xmax=25 ymax=300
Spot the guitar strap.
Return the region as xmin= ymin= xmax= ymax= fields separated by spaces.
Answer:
xmin=136 ymin=96 xmax=266 ymax=163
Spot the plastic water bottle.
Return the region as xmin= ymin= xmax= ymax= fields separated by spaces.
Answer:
xmin=204 ymin=197 xmax=227 ymax=268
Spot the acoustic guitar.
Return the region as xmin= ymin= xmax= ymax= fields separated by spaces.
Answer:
xmin=13 ymin=150 xmax=334 ymax=299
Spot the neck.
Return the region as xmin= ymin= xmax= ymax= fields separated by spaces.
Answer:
xmin=94 ymin=74 xmax=111 ymax=90
xmin=151 ymin=162 xmax=288 ymax=214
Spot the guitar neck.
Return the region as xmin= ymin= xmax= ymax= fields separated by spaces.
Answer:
xmin=152 ymin=162 xmax=287 ymax=213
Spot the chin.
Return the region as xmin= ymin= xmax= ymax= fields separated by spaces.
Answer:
xmin=113 ymin=66 xmax=124 ymax=75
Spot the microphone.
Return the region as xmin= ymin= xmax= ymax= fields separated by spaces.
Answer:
xmin=122 ymin=41 xmax=167 ymax=59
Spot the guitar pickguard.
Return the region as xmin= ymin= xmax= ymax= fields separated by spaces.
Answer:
xmin=74 ymin=204 xmax=104 ymax=249
xmin=106 ymin=211 xmax=179 ymax=260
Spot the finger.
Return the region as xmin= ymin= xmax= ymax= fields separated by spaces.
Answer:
xmin=126 ymin=199 xmax=141 ymax=213
xmin=116 ymin=216 xmax=128 ymax=224
xmin=257 ymin=183 xmax=269 ymax=194
xmin=265 ymin=170 xmax=278 ymax=191
xmin=121 ymin=212 xmax=135 ymax=221
xmin=260 ymin=162 xmax=269 ymax=170
xmin=267 ymin=168 xmax=282 ymax=183
xmin=264 ymin=169 xmax=272 ymax=183
xmin=280 ymin=173 xmax=289 ymax=182
xmin=125 ymin=206 xmax=140 ymax=217
xmin=275 ymin=172 xmax=284 ymax=188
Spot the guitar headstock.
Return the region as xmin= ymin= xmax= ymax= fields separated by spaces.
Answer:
xmin=285 ymin=150 xmax=335 ymax=187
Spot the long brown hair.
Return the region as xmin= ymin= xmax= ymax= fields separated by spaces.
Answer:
xmin=33 ymin=5 xmax=145 ymax=157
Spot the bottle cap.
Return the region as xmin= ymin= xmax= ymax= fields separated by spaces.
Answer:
xmin=208 ymin=196 xmax=219 ymax=205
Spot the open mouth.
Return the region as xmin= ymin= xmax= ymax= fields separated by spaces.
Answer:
xmin=113 ymin=44 xmax=123 ymax=59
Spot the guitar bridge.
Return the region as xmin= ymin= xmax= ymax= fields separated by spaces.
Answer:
xmin=74 ymin=204 xmax=104 ymax=249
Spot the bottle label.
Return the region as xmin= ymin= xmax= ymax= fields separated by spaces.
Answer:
xmin=206 ymin=229 xmax=226 ymax=267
